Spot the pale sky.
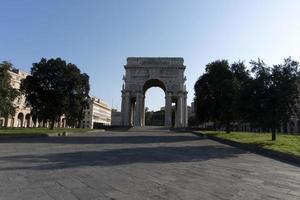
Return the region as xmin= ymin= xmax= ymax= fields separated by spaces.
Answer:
xmin=1 ymin=0 xmax=300 ymax=111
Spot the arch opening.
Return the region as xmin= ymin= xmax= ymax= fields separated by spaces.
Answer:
xmin=143 ymin=79 xmax=166 ymax=95
xmin=17 ymin=113 xmax=24 ymax=127
xmin=144 ymin=87 xmax=165 ymax=126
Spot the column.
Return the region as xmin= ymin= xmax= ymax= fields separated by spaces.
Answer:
xmin=135 ymin=92 xmax=142 ymax=126
xmin=13 ymin=115 xmax=18 ymax=127
xmin=23 ymin=115 xmax=26 ymax=128
xmin=174 ymin=106 xmax=178 ymax=128
xmin=182 ymin=93 xmax=188 ymax=127
xmin=164 ymin=92 xmax=172 ymax=127
xmin=176 ymin=94 xmax=183 ymax=128
xmin=141 ymin=95 xmax=145 ymax=126
xmin=131 ymin=101 xmax=135 ymax=126
xmin=121 ymin=92 xmax=125 ymax=124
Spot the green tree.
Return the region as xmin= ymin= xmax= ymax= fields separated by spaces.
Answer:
xmin=21 ymin=58 xmax=90 ymax=129
xmin=239 ymin=59 xmax=271 ymax=130
xmin=244 ymin=58 xmax=300 ymax=140
xmin=231 ymin=61 xmax=251 ymax=123
xmin=188 ymin=116 xmax=199 ymax=127
xmin=0 ymin=61 xmax=20 ymax=123
xmin=194 ymin=60 xmax=237 ymax=133
xmin=63 ymin=64 xmax=90 ymax=127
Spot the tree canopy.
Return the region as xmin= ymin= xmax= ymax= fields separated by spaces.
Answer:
xmin=242 ymin=58 xmax=299 ymax=140
xmin=0 ymin=61 xmax=20 ymax=120
xmin=194 ymin=60 xmax=248 ymax=133
xmin=194 ymin=58 xmax=300 ymax=140
xmin=21 ymin=58 xmax=90 ymax=129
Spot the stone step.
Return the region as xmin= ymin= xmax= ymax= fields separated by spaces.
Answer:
xmin=129 ymin=126 xmax=171 ymax=132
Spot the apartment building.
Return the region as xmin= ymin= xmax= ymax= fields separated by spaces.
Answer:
xmin=81 ymin=96 xmax=111 ymax=128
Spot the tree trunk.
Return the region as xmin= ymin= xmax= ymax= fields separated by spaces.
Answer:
xmin=225 ymin=121 xmax=231 ymax=133
xmin=77 ymin=118 xmax=81 ymax=128
xmin=4 ymin=116 xmax=9 ymax=127
xmin=271 ymin=113 xmax=277 ymax=140
xmin=271 ymin=126 xmax=276 ymax=141
xmin=50 ymin=118 xmax=55 ymax=130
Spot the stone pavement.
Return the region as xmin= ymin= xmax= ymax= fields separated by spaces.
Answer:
xmin=0 ymin=131 xmax=299 ymax=200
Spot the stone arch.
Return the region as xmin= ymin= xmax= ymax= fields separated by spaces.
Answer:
xmin=25 ymin=114 xmax=31 ymax=128
xmin=61 ymin=118 xmax=66 ymax=128
xmin=17 ymin=113 xmax=24 ymax=127
xmin=143 ymin=79 xmax=166 ymax=94
xmin=121 ymin=57 xmax=188 ymax=128
xmin=289 ymin=121 xmax=295 ymax=133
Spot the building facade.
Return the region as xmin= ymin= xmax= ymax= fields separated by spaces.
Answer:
xmin=81 ymin=96 xmax=111 ymax=128
xmin=0 ymin=69 xmax=33 ymax=127
xmin=0 ymin=68 xmax=67 ymax=128
xmin=111 ymin=109 xmax=122 ymax=126
xmin=0 ymin=68 xmax=111 ymax=129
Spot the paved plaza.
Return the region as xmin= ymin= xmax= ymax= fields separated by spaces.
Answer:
xmin=0 ymin=131 xmax=299 ymax=200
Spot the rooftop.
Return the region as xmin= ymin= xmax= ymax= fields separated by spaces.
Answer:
xmin=126 ymin=57 xmax=184 ymax=66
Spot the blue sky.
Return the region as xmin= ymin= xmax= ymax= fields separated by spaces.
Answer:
xmin=1 ymin=0 xmax=300 ymax=111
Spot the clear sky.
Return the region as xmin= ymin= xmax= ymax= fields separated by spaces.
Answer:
xmin=1 ymin=0 xmax=300 ymax=111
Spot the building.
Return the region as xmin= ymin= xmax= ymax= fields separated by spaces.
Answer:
xmin=81 ymin=96 xmax=111 ymax=128
xmin=0 ymin=68 xmax=67 ymax=128
xmin=0 ymin=68 xmax=32 ymax=127
xmin=111 ymin=109 xmax=122 ymax=126
xmin=0 ymin=67 xmax=112 ymax=129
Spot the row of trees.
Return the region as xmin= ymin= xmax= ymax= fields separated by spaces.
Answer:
xmin=194 ymin=58 xmax=300 ymax=140
xmin=0 ymin=58 xmax=90 ymax=129
xmin=145 ymin=108 xmax=165 ymax=126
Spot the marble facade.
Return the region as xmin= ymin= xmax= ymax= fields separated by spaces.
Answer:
xmin=121 ymin=57 xmax=188 ymax=127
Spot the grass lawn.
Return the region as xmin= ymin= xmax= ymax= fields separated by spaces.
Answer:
xmin=198 ymin=131 xmax=300 ymax=157
xmin=0 ymin=127 xmax=91 ymax=137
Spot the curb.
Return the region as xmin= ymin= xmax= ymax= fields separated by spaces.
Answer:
xmin=55 ymin=129 xmax=106 ymax=136
xmin=0 ymin=134 xmax=48 ymax=140
xmin=0 ymin=130 xmax=101 ymax=139
xmin=192 ymin=131 xmax=300 ymax=167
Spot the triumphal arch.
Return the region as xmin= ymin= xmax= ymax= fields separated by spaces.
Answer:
xmin=121 ymin=57 xmax=188 ymax=127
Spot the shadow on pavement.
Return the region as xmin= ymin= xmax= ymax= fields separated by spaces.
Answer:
xmin=0 ymin=145 xmax=245 ymax=171
xmin=0 ymin=135 xmax=201 ymax=144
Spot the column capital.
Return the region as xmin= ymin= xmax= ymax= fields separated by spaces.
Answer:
xmin=178 ymin=91 xmax=187 ymax=96
xmin=177 ymin=92 xmax=184 ymax=97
